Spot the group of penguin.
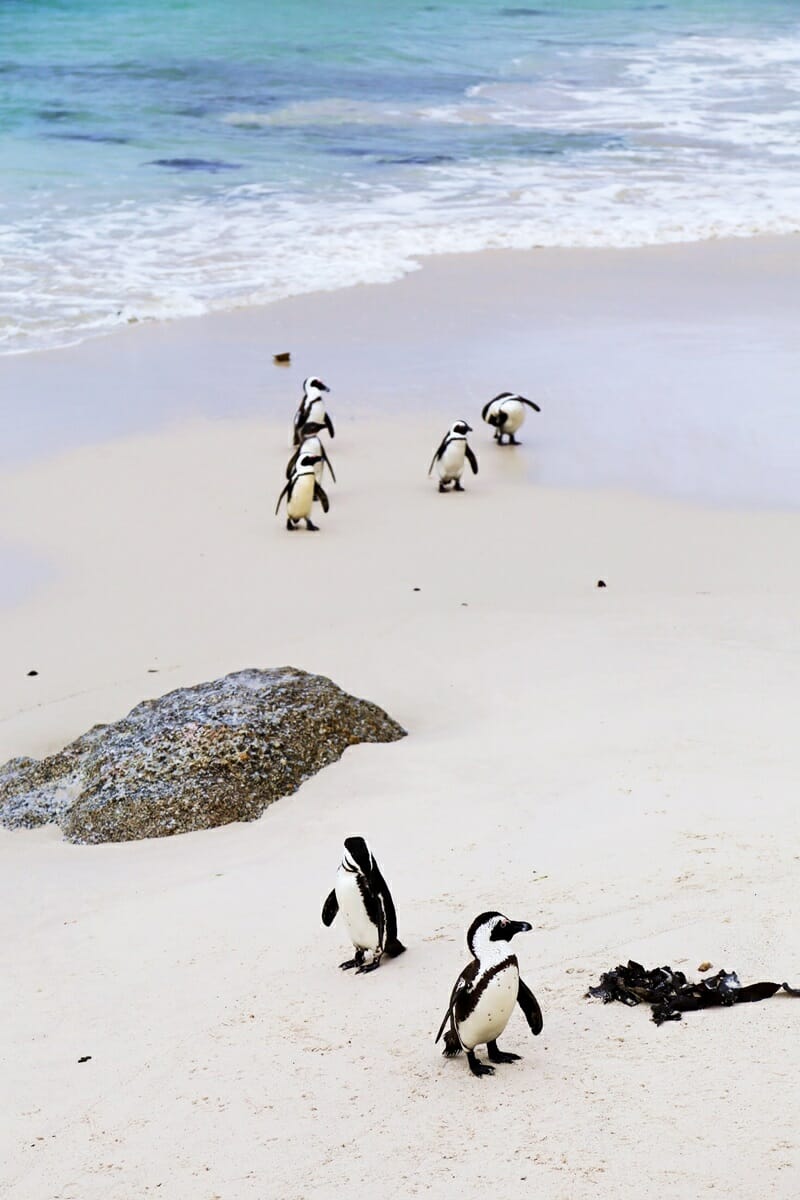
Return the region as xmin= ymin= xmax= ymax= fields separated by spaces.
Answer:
xmin=275 ymin=376 xmax=542 ymax=530
xmin=322 ymin=836 xmax=543 ymax=1079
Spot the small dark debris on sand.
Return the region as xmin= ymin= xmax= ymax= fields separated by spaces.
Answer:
xmin=273 ymin=352 xmax=291 ymax=365
xmin=587 ymin=960 xmax=799 ymax=1025
xmin=78 ymin=1055 xmax=92 ymax=1063
xmin=27 ymin=670 xmax=38 ymax=677
xmin=597 ymin=580 xmax=607 ymax=588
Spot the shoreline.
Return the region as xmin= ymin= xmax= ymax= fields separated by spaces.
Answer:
xmin=2 ymin=236 xmax=799 ymax=509
xmin=3 ymin=230 xmax=799 ymax=366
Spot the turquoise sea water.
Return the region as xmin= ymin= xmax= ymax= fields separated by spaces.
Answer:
xmin=2 ymin=0 xmax=800 ymax=353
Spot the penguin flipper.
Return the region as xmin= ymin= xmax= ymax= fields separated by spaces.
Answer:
xmin=518 ymin=976 xmax=543 ymax=1035
xmin=435 ymin=963 xmax=477 ymax=1044
xmin=321 ymin=889 xmax=339 ymax=926
xmin=321 ymin=445 xmax=336 ymax=484
xmin=465 ymin=444 xmax=479 ymax=475
xmin=314 ymin=482 xmax=330 ymax=513
xmin=275 ymin=480 xmax=291 ymax=516
xmin=428 ymin=436 xmax=448 ymax=476
xmin=371 ymin=857 xmax=403 ymax=955
xmin=520 ymin=396 xmax=541 ymax=413
xmin=324 ymin=413 xmax=335 ymax=438
xmin=285 ymin=448 xmax=300 ymax=480
xmin=435 ymin=1003 xmax=454 ymax=1045
xmin=292 ymin=413 xmax=305 ymax=447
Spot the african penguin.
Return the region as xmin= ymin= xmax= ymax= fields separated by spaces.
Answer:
xmin=435 ymin=910 xmax=543 ymax=1077
xmin=292 ymin=376 xmax=334 ymax=446
xmin=274 ymin=454 xmax=330 ymax=531
xmin=428 ymin=421 xmax=478 ymax=492
xmin=481 ymin=392 xmax=541 ymax=445
xmin=285 ymin=434 xmax=336 ymax=488
xmin=321 ymin=836 xmax=406 ymax=973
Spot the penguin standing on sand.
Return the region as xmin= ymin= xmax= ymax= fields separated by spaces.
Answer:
xmin=293 ymin=377 xmax=334 ymax=445
xmin=321 ymin=836 xmax=406 ymax=973
xmin=285 ymin=434 xmax=336 ymax=488
xmin=275 ymin=453 xmax=329 ymax=531
xmin=429 ymin=421 xmax=478 ymax=492
xmin=435 ymin=911 xmax=543 ymax=1077
xmin=481 ymin=392 xmax=541 ymax=445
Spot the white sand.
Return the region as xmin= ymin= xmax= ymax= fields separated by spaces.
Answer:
xmin=1 ymin=244 xmax=799 ymax=1198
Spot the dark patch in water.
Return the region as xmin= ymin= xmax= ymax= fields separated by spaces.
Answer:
xmin=50 ymin=132 xmax=130 ymax=144
xmin=37 ymin=108 xmax=74 ymax=121
xmin=147 ymin=157 xmax=242 ymax=172
xmin=379 ymin=154 xmax=455 ymax=165
xmin=500 ymin=7 xmax=548 ymax=15
xmin=326 ymin=146 xmax=378 ymax=158
xmin=174 ymin=105 xmax=210 ymax=118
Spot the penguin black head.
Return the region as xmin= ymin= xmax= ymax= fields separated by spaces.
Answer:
xmin=467 ymin=911 xmax=532 ymax=956
xmin=343 ymin=836 xmax=373 ymax=875
xmin=452 ymin=420 xmax=472 ymax=436
xmin=304 ymin=376 xmax=330 ymax=395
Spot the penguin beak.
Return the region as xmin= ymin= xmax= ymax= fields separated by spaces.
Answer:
xmin=491 ymin=918 xmax=533 ymax=942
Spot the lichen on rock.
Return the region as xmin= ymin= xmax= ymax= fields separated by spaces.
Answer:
xmin=0 ymin=668 xmax=406 ymax=844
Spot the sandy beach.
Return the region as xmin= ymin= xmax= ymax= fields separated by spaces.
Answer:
xmin=2 ymin=241 xmax=799 ymax=1199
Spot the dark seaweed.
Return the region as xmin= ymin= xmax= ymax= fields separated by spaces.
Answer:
xmin=587 ymin=960 xmax=799 ymax=1026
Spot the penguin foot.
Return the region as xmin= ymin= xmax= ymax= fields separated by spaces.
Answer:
xmin=438 ymin=482 xmax=449 ymax=493
xmin=442 ymin=1030 xmax=462 ymax=1058
xmin=286 ymin=519 xmax=296 ymax=531
xmin=340 ymin=949 xmax=365 ymax=971
xmin=467 ymin=1051 xmax=494 ymax=1078
xmin=453 ymin=481 xmax=464 ymax=492
xmin=306 ymin=519 xmax=320 ymax=531
xmin=487 ymin=1041 xmax=521 ymax=1064
xmin=509 ymin=436 xmax=519 ymax=446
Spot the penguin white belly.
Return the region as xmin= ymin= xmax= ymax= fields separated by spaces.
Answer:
xmin=458 ymin=963 xmax=518 ymax=1050
xmin=306 ymin=398 xmax=327 ymax=427
xmin=501 ymin=400 xmax=524 ymax=434
xmin=335 ymin=870 xmax=381 ymax=952
xmin=439 ymin=440 xmax=466 ymax=480
xmin=287 ymin=473 xmax=315 ymax=521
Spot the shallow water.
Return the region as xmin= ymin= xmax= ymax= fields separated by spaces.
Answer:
xmin=2 ymin=0 xmax=800 ymax=353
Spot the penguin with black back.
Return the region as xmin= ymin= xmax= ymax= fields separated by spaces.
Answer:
xmin=285 ymin=434 xmax=336 ymax=486
xmin=293 ymin=376 xmax=334 ymax=445
xmin=436 ymin=910 xmax=543 ymax=1077
xmin=481 ymin=392 xmax=541 ymax=445
xmin=321 ymin=836 xmax=406 ymax=973
xmin=275 ymin=453 xmax=329 ymax=531
xmin=429 ymin=420 xmax=478 ymax=492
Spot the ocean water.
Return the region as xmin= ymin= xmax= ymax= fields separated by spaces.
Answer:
xmin=2 ymin=0 xmax=800 ymax=354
